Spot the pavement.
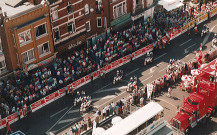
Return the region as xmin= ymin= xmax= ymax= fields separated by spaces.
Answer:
xmin=4 ymin=16 xmax=217 ymax=135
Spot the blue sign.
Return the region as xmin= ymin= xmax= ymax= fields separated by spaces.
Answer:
xmin=10 ymin=130 xmax=25 ymax=135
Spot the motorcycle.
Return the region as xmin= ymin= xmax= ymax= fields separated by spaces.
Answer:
xmin=127 ymin=76 xmax=137 ymax=92
xmin=201 ymin=28 xmax=209 ymax=37
xmin=212 ymin=38 xmax=217 ymax=48
xmin=144 ymin=52 xmax=153 ymax=66
xmin=113 ymin=70 xmax=123 ymax=85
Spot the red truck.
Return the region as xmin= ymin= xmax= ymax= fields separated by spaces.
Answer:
xmin=170 ymin=59 xmax=217 ymax=134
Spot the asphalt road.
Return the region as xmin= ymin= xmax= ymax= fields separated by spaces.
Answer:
xmin=6 ymin=16 xmax=217 ymax=135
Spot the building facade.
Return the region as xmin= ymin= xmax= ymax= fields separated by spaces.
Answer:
xmin=0 ymin=2 xmax=55 ymax=74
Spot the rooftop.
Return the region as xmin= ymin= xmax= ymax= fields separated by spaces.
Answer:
xmin=0 ymin=0 xmax=35 ymax=17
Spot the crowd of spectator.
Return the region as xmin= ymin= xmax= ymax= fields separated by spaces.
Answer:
xmin=64 ymin=44 xmax=217 ymax=135
xmin=0 ymin=2 xmax=216 ymax=120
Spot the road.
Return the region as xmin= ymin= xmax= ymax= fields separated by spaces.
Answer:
xmin=6 ymin=16 xmax=217 ymax=135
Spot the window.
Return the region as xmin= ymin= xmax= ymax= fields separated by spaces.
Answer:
xmin=97 ymin=17 xmax=102 ymax=28
xmin=85 ymin=4 xmax=89 ymax=15
xmin=96 ymin=0 xmax=102 ymax=14
xmin=67 ymin=2 xmax=73 ymax=14
xmin=18 ymin=30 xmax=32 ymax=45
xmin=54 ymin=28 xmax=60 ymax=41
xmin=68 ymin=22 xmax=76 ymax=34
xmin=22 ymin=49 xmax=35 ymax=63
xmin=52 ymin=7 xmax=58 ymax=20
xmin=86 ymin=21 xmax=91 ymax=32
xmin=35 ymin=24 xmax=47 ymax=38
xmin=113 ymin=1 xmax=126 ymax=19
xmin=38 ymin=42 xmax=50 ymax=57
xmin=0 ymin=60 xmax=6 ymax=73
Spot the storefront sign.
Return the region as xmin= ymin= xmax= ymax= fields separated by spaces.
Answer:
xmin=68 ymin=41 xmax=82 ymax=50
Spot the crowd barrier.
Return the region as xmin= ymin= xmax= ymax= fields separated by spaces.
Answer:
xmin=1 ymin=5 xmax=217 ymax=130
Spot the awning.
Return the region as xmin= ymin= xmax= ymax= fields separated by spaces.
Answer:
xmin=158 ymin=0 xmax=183 ymax=11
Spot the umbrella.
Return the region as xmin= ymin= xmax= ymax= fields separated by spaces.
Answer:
xmin=191 ymin=69 xmax=201 ymax=76
xmin=111 ymin=116 xmax=122 ymax=125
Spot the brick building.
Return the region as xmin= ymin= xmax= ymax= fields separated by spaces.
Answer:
xmin=109 ymin=0 xmax=154 ymax=30
xmin=39 ymin=0 xmax=110 ymax=55
xmin=0 ymin=1 xmax=55 ymax=76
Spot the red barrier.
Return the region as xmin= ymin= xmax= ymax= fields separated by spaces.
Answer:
xmin=145 ymin=44 xmax=154 ymax=53
xmin=7 ymin=112 xmax=18 ymax=124
xmin=44 ymin=91 xmax=59 ymax=105
xmin=171 ymin=29 xmax=182 ymax=39
xmin=58 ymin=88 xmax=66 ymax=97
xmin=30 ymin=98 xmax=46 ymax=112
xmin=122 ymin=55 xmax=131 ymax=64
xmin=72 ymin=77 xmax=85 ymax=89
xmin=133 ymin=47 xmax=146 ymax=60
xmin=111 ymin=59 xmax=123 ymax=71
xmin=0 ymin=118 xmax=6 ymax=129
xmin=93 ymin=71 xmax=98 ymax=80
xmin=84 ymin=75 xmax=91 ymax=83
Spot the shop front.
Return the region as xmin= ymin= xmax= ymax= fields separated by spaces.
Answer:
xmin=110 ymin=13 xmax=132 ymax=31
xmin=55 ymin=33 xmax=87 ymax=56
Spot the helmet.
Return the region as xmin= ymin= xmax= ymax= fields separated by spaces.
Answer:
xmin=130 ymin=77 xmax=133 ymax=80
xmin=215 ymin=34 xmax=217 ymax=36
xmin=117 ymin=70 xmax=119 ymax=73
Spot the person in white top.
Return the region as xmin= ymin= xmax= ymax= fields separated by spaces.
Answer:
xmin=167 ymin=87 xmax=172 ymax=97
xmin=140 ymin=97 xmax=144 ymax=107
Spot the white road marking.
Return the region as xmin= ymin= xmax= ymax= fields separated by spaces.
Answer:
xmin=50 ymin=107 xmax=68 ymax=118
xmin=202 ymin=24 xmax=217 ymax=45
xmin=46 ymin=105 xmax=74 ymax=133
xmin=184 ymin=43 xmax=196 ymax=54
xmin=92 ymin=95 xmax=116 ymax=102
xmin=96 ymin=91 xmax=127 ymax=108
xmin=58 ymin=118 xmax=77 ymax=124
xmin=179 ymin=39 xmax=192 ymax=46
xmin=126 ymin=68 xmax=139 ymax=76
xmin=154 ymin=53 xmax=167 ymax=61
xmin=154 ymin=98 xmax=177 ymax=108
xmin=94 ymin=86 xmax=128 ymax=94
xmin=68 ymin=109 xmax=79 ymax=114
xmin=93 ymin=83 xmax=112 ymax=94
xmin=148 ymin=66 xmax=156 ymax=74
xmin=159 ymin=67 xmax=167 ymax=73
xmin=141 ymin=75 xmax=153 ymax=82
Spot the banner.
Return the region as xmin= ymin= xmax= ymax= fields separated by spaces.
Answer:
xmin=30 ymin=98 xmax=46 ymax=112
xmin=58 ymin=88 xmax=66 ymax=97
xmin=7 ymin=112 xmax=18 ymax=124
xmin=181 ymin=20 xmax=195 ymax=33
xmin=84 ymin=75 xmax=91 ymax=84
xmin=110 ymin=59 xmax=123 ymax=71
xmin=211 ymin=7 xmax=217 ymax=17
xmin=92 ymin=71 xmax=98 ymax=80
xmin=0 ymin=118 xmax=6 ymax=129
xmin=72 ymin=77 xmax=85 ymax=89
xmin=122 ymin=55 xmax=131 ymax=64
xmin=44 ymin=91 xmax=59 ymax=105
xmin=145 ymin=44 xmax=154 ymax=53
xmin=133 ymin=47 xmax=146 ymax=60
xmin=196 ymin=13 xmax=208 ymax=24
xmin=171 ymin=29 xmax=182 ymax=39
